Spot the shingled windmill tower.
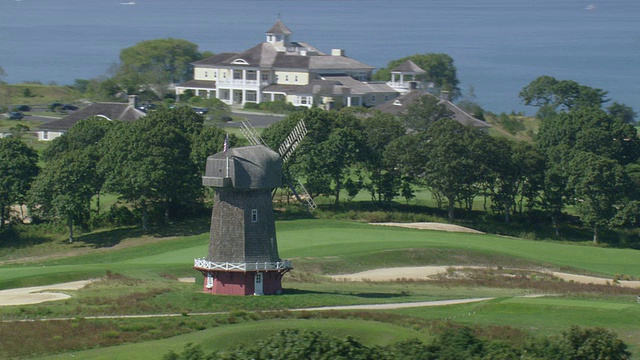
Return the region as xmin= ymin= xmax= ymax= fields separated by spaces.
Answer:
xmin=194 ymin=120 xmax=313 ymax=296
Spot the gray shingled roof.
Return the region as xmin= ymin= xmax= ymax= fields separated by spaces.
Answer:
xmin=192 ymin=52 xmax=240 ymax=67
xmin=205 ymin=145 xmax=282 ymax=189
xmin=267 ymin=20 xmax=293 ymax=35
xmin=177 ymin=79 xmax=216 ymax=89
xmin=320 ymin=76 xmax=396 ymax=95
xmin=392 ymin=60 xmax=426 ymax=74
xmin=309 ymin=55 xmax=374 ymax=71
xmin=375 ymin=90 xmax=491 ymax=129
xmin=40 ymin=102 xmax=146 ymax=131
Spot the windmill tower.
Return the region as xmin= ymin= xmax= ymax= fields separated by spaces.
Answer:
xmin=193 ymin=120 xmax=314 ymax=296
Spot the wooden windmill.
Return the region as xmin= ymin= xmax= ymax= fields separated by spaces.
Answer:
xmin=193 ymin=120 xmax=314 ymax=296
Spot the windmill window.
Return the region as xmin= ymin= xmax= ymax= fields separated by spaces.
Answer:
xmin=251 ymin=209 xmax=258 ymax=223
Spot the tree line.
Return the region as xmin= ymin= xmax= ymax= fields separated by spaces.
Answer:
xmin=0 ymin=106 xmax=233 ymax=242
xmin=163 ymin=326 xmax=631 ymax=360
xmin=1 ymin=76 xmax=639 ymax=245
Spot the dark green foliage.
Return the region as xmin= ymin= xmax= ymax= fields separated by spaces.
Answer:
xmin=520 ymin=76 xmax=609 ymax=117
xmin=99 ymin=113 xmax=200 ymax=230
xmin=115 ymin=38 xmax=206 ymax=97
xmin=497 ymin=112 xmax=526 ymax=135
xmin=401 ymin=94 xmax=454 ymax=131
xmin=243 ymin=99 xmax=305 ymax=114
xmin=0 ymin=138 xmax=39 ymax=228
xmin=165 ymin=326 xmax=629 ymax=360
xmin=29 ymin=150 xmax=97 ymax=242
xmin=607 ymin=102 xmax=637 ymax=125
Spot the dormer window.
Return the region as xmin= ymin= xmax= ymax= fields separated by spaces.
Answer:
xmin=231 ymin=59 xmax=249 ymax=65
xmin=393 ymin=99 xmax=402 ymax=106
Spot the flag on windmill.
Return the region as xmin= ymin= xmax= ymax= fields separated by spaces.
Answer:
xmin=223 ymin=133 xmax=229 ymax=153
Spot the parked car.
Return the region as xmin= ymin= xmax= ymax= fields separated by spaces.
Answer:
xmin=49 ymin=102 xmax=63 ymax=111
xmin=15 ymin=105 xmax=31 ymax=112
xmin=7 ymin=112 xmax=24 ymax=120
xmin=137 ymin=103 xmax=157 ymax=112
xmin=61 ymin=104 xmax=78 ymax=111
xmin=192 ymin=107 xmax=208 ymax=115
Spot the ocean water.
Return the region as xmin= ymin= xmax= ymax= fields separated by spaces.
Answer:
xmin=1 ymin=0 xmax=638 ymax=115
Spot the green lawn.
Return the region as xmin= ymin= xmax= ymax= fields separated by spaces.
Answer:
xmin=2 ymin=218 xmax=640 ymax=358
xmin=2 ymin=219 xmax=639 ymax=289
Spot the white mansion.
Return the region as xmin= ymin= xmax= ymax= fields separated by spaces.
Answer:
xmin=175 ymin=20 xmax=413 ymax=109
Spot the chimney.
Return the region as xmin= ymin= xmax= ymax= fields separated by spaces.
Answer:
xmin=331 ymin=49 xmax=345 ymax=56
xmin=439 ymin=91 xmax=450 ymax=102
xmin=129 ymin=95 xmax=138 ymax=108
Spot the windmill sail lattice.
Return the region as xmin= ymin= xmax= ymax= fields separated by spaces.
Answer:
xmin=240 ymin=121 xmax=265 ymax=146
xmin=278 ymin=119 xmax=307 ymax=163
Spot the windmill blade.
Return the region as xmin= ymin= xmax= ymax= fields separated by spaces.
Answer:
xmin=240 ymin=120 xmax=265 ymax=146
xmin=278 ymin=119 xmax=307 ymax=163
xmin=282 ymin=174 xmax=317 ymax=213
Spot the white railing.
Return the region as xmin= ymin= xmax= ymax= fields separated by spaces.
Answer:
xmin=194 ymin=258 xmax=292 ymax=271
xmin=217 ymin=79 xmax=259 ymax=86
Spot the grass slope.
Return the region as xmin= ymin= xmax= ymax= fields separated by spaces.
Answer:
xmin=33 ymin=319 xmax=430 ymax=360
xmin=2 ymin=219 xmax=639 ymax=289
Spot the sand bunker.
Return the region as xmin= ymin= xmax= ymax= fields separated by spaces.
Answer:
xmin=0 ymin=280 xmax=95 ymax=306
xmin=370 ymin=222 xmax=484 ymax=234
xmin=330 ymin=266 xmax=640 ymax=288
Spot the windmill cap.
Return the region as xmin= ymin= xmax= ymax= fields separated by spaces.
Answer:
xmin=203 ymin=145 xmax=282 ymax=189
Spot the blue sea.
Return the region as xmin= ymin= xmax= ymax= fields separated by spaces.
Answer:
xmin=1 ymin=0 xmax=639 ymax=115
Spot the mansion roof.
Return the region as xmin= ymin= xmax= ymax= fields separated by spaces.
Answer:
xmin=40 ymin=102 xmax=145 ymax=131
xmin=375 ymin=90 xmax=491 ymax=129
xmin=192 ymin=42 xmax=373 ymax=71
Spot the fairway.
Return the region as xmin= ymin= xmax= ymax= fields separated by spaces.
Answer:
xmin=2 ymin=219 xmax=640 ymax=289
xmin=2 ymin=218 xmax=640 ymax=358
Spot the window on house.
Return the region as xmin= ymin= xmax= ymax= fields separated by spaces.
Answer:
xmin=384 ymin=95 xmax=389 ymax=101
xmin=262 ymin=73 xmax=269 ymax=82
xmin=214 ymin=71 xmax=218 ymax=79
xmin=285 ymin=75 xmax=289 ymax=82
xmin=205 ymin=71 xmax=208 ymax=78
xmin=294 ymin=75 xmax=298 ymax=83
xmin=371 ymin=95 xmax=376 ymax=103
xmin=251 ymin=209 xmax=258 ymax=223
xmin=42 ymin=131 xmax=48 ymax=140
xmin=234 ymin=70 xmax=242 ymax=80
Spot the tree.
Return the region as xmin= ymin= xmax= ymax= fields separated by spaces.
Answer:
xmin=520 ymin=76 xmax=609 ymax=117
xmin=0 ymin=138 xmax=39 ymax=228
xmin=114 ymin=38 xmax=207 ymax=98
xmin=373 ymin=54 xmax=460 ymax=99
xmin=536 ymin=108 xmax=640 ymax=166
xmin=400 ymin=94 xmax=454 ymax=131
xmin=561 ymin=326 xmax=631 ymax=360
xmin=29 ymin=151 xmax=96 ymax=242
xmin=99 ymin=115 xmax=199 ymax=230
xmin=359 ymin=111 xmax=406 ymax=203
xmin=422 ymin=119 xmax=487 ymax=221
xmin=607 ymin=102 xmax=637 ymax=125
xmin=568 ymin=151 xmax=631 ymax=244
xmin=484 ymin=137 xmax=523 ymax=223
xmin=190 ymin=126 xmax=237 ymax=175
xmin=263 ymin=108 xmax=366 ymax=207
xmin=0 ymin=66 xmax=6 ymax=83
